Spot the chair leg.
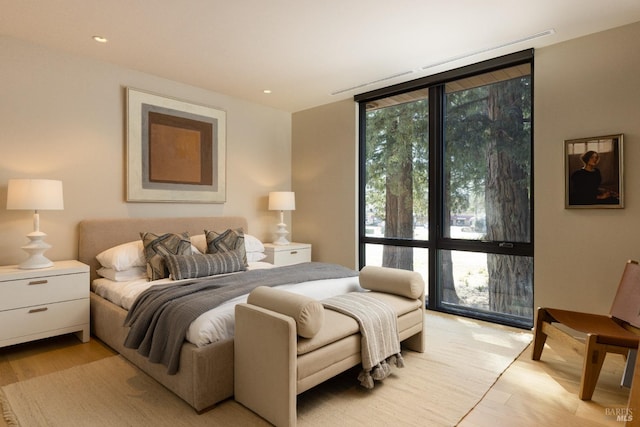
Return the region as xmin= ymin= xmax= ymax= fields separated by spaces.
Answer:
xmin=579 ymin=334 xmax=607 ymax=400
xmin=532 ymin=307 xmax=551 ymax=360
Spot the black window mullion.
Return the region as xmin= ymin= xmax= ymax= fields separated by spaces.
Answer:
xmin=428 ymin=84 xmax=443 ymax=310
xmin=357 ymin=102 xmax=368 ymax=269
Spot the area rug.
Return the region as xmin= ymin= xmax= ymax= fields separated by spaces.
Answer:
xmin=1 ymin=312 xmax=531 ymax=427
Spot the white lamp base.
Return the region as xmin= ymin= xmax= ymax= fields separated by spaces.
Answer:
xmin=19 ymin=231 xmax=53 ymax=269
xmin=273 ymin=222 xmax=290 ymax=245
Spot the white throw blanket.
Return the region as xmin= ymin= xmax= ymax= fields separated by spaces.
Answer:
xmin=323 ymin=293 xmax=404 ymax=389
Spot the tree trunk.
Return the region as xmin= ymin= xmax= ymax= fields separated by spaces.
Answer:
xmin=382 ymin=118 xmax=414 ymax=271
xmin=441 ymin=178 xmax=459 ymax=304
xmin=485 ymin=82 xmax=532 ymax=317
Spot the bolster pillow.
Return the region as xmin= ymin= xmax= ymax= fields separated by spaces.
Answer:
xmin=247 ymin=286 xmax=324 ymax=338
xmin=359 ymin=266 xmax=425 ymax=300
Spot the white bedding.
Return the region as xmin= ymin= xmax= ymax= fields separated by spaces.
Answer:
xmin=92 ymin=261 xmax=362 ymax=347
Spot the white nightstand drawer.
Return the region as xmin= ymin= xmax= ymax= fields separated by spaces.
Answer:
xmin=0 ymin=272 xmax=88 ymax=311
xmin=273 ymin=247 xmax=310 ymax=266
xmin=0 ymin=298 xmax=89 ymax=343
xmin=263 ymin=243 xmax=312 ymax=266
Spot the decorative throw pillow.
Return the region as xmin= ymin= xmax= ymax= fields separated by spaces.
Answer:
xmin=205 ymin=228 xmax=247 ymax=266
xmin=163 ymin=251 xmax=246 ymax=280
xmin=140 ymin=232 xmax=192 ymax=281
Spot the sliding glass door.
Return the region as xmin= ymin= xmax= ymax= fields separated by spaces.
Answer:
xmin=358 ymin=51 xmax=533 ymax=328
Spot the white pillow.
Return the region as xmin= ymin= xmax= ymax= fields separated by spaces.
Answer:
xmin=246 ymin=252 xmax=267 ymax=262
xmin=96 ymin=240 xmax=145 ymax=271
xmin=193 ymin=232 xmax=264 ymax=253
xmin=97 ymin=267 xmax=147 ymax=282
xmin=244 ymin=234 xmax=265 ymax=253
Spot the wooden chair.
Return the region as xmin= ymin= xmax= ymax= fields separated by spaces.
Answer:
xmin=532 ymin=260 xmax=640 ymax=400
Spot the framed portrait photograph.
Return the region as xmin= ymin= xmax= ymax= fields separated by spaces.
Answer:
xmin=565 ymin=134 xmax=623 ymax=209
xmin=126 ymin=88 xmax=226 ymax=203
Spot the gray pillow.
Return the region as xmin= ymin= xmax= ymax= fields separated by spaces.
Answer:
xmin=140 ymin=232 xmax=192 ymax=281
xmin=205 ymin=228 xmax=247 ymax=266
xmin=163 ymin=251 xmax=246 ymax=280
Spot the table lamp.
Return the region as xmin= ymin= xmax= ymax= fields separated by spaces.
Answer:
xmin=6 ymin=179 xmax=64 ymax=269
xmin=268 ymin=191 xmax=295 ymax=245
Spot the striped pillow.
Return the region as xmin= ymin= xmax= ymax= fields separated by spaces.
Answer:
xmin=163 ymin=251 xmax=246 ymax=280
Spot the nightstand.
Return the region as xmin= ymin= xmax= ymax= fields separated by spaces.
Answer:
xmin=0 ymin=260 xmax=90 ymax=348
xmin=263 ymin=242 xmax=312 ymax=266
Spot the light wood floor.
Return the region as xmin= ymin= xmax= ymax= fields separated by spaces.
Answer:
xmin=459 ymin=334 xmax=631 ymax=426
xmin=0 ymin=328 xmax=631 ymax=426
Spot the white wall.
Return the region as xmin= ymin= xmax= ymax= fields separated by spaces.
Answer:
xmin=292 ymin=21 xmax=640 ymax=316
xmin=0 ymin=36 xmax=292 ymax=266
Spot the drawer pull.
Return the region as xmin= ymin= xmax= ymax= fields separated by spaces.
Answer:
xmin=290 ymin=251 xmax=298 ymax=255
xmin=28 ymin=307 xmax=48 ymax=314
xmin=28 ymin=280 xmax=48 ymax=286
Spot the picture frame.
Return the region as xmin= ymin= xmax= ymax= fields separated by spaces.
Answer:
xmin=126 ymin=88 xmax=226 ymax=203
xmin=564 ymin=134 xmax=623 ymax=209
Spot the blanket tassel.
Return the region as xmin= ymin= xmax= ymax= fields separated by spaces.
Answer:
xmin=357 ymin=370 xmax=375 ymax=389
xmin=390 ymin=352 xmax=405 ymax=368
xmin=357 ymin=353 xmax=406 ymax=389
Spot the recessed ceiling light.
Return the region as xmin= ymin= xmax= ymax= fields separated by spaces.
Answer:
xmin=92 ymin=36 xmax=108 ymax=43
xmin=263 ymin=89 xmax=272 ymax=94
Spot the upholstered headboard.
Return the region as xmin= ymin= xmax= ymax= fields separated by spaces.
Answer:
xmin=77 ymin=216 xmax=248 ymax=282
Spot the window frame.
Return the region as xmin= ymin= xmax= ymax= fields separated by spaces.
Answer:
xmin=356 ymin=50 xmax=535 ymax=328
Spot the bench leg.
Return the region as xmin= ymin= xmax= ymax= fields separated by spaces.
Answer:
xmin=403 ymin=329 xmax=425 ymax=353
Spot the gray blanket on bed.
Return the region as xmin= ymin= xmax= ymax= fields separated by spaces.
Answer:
xmin=123 ymin=262 xmax=358 ymax=374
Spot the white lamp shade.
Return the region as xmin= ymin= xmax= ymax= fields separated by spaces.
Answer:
xmin=268 ymin=191 xmax=295 ymax=211
xmin=7 ymin=179 xmax=64 ymax=211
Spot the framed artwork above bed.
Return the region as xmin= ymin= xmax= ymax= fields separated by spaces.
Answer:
xmin=126 ymin=88 xmax=226 ymax=203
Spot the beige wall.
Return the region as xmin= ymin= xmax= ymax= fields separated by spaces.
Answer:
xmin=292 ymin=21 xmax=640 ymax=315
xmin=292 ymin=100 xmax=358 ymax=269
xmin=0 ymin=36 xmax=292 ymax=266
xmin=534 ymin=22 xmax=640 ymax=313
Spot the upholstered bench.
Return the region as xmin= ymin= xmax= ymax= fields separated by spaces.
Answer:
xmin=234 ymin=265 xmax=425 ymax=427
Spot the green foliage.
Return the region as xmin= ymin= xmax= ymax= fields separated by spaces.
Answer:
xmin=444 ymin=76 xmax=531 ymax=215
xmin=364 ymin=76 xmax=531 ymax=225
xmin=365 ymin=99 xmax=429 ymax=224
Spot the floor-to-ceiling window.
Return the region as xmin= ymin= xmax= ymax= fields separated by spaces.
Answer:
xmin=358 ymin=50 xmax=533 ymax=328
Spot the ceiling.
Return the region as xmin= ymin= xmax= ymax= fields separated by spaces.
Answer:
xmin=2 ymin=1 xmax=640 ymax=113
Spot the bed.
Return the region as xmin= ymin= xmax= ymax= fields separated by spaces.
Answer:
xmin=77 ymin=216 xmax=361 ymax=412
